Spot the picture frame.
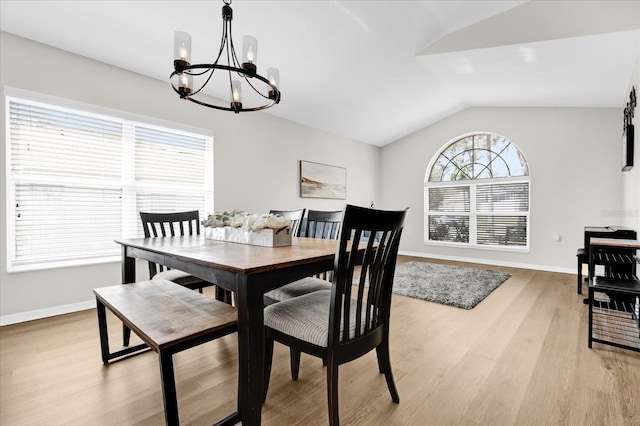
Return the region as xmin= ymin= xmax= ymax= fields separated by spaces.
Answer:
xmin=300 ymin=160 xmax=346 ymax=199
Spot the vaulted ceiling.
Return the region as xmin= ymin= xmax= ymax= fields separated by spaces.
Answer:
xmin=1 ymin=1 xmax=639 ymax=146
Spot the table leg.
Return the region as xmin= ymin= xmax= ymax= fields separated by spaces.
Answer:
xmin=235 ymin=275 xmax=265 ymax=426
xmin=122 ymin=246 xmax=136 ymax=347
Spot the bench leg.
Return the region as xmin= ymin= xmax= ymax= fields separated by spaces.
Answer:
xmin=123 ymin=323 xmax=132 ymax=347
xmin=159 ymin=350 xmax=179 ymax=426
xmin=96 ymin=300 xmax=111 ymax=364
xmin=95 ymin=298 xmax=149 ymax=363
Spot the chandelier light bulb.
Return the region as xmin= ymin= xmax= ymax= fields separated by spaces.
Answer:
xmin=266 ymin=67 xmax=280 ymax=101
xmin=232 ymin=82 xmax=241 ymax=101
xmin=242 ymin=35 xmax=258 ymax=74
xmin=231 ymin=80 xmax=243 ymax=112
xmin=178 ymin=73 xmax=192 ymax=96
xmin=173 ymin=31 xmax=191 ymax=67
xmin=267 ymin=68 xmax=279 ymax=88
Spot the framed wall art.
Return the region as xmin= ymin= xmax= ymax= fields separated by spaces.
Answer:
xmin=300 ymin=160 xmax=346 ymax=199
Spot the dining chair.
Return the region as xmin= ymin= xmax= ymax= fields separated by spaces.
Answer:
xmin=269 ymin=208 xmax=306 ymax=237
xmin=140 ymin=211 xmax=233 ymax=303
xmin=300 ymin=209 xmax=343 ymax=239
xmin=264 ymin=210 xmax=343 ymax=303
xmin=262 ymin=204 xmax=409 ymax=426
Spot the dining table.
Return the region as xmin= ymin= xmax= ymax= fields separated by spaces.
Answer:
xmin=115 ymin=235 xmax=340 ymax=426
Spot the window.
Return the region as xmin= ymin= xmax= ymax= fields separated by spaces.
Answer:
xmin=425 ymin=133 xmax=529 ymax=250
xmin=5 ymin=92 xmax=213 ymax=271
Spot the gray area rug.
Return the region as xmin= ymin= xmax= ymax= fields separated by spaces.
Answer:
xmin=392 ymin=261 xmax=511 ymax=309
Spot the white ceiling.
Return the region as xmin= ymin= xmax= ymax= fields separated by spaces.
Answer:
xmin=1 ymin=0 xmax=639 ymax=147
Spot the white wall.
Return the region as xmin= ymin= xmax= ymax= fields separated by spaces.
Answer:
xmin=0 ymin=32 xmax=380 ymax=320
xmin=380 ymin=106 xmax=625 ymax=272
xmin=621 ymin=54 xmax=640 ymax=231
xmin=1 ymin=30 xmax=636 ymax=322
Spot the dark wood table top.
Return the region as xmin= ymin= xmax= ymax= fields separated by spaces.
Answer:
xmin=589 ymin=237 xmax=640 ymax=249
xmin=115 ymin=236 xmax=339 ymax=275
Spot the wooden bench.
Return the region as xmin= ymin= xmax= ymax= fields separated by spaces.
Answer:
xmin=94 ymin=279 xmax=238 ymax=425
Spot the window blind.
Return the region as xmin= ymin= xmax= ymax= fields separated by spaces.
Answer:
xmin=6 ymin=96 xmax=213 ymax=270
xmin=475 ymin=182 xmax=529 ymax=246
xmin=428 ymin=186 xmax=470 ymax=212
xmin=476 ymin=182 xmax=529 ymax=212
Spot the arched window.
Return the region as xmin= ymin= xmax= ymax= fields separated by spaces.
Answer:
xmin=424 ymin=133 xmax=530 ymax=250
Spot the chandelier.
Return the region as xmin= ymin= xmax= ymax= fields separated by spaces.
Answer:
xmin=170 ymin=0 xmax=281 ymax=113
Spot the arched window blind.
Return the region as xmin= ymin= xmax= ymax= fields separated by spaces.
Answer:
xmin=6 ymin=94 xmax=213 ymax=271
xmin=425 ymin=133 xmax=530 ymax=250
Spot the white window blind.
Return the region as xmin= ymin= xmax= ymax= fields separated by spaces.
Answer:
xmin=428 ymin=186 xmax=470 ymax=212
xmin=476 ymin=182 xmax=529 ymax=246
xmin=6 ymin=95 xmax=213 ymax=271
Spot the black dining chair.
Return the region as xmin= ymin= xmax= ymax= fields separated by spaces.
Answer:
xmin=269 ymin=209 xmax=306 ymax=237
xmin=300 ymin=209 xmax=343 ymax=240
xmin=140 ymin=211 xmax=233 ymax=303
xmin=264 ymin=210 xmax=343 ymax=304
xmin=262 ymin=204 xmax=409 ymax=426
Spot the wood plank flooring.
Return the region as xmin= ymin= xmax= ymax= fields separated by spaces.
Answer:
xmin=1 ymin=256 xmax=639 ymax=425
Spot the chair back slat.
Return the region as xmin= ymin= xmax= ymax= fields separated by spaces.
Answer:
xmin=303 ymin=210 xmax=343 ymax=239
xmin=329 ymin=205 xmax=409 ymax=352
xmin=139 ymin=211 xmax=201 ymax=277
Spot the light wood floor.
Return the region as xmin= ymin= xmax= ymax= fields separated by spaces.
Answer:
xmin=1 ymin=256 xmax=639 ymax=425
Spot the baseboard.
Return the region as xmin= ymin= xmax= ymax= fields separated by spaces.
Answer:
xmin=0 ymin=299 xmax=96 ymax=326
xmin=399 ymin=251 xmax=575 ymax=275
xmin=1 ymin=253 xmax=574 ymax=326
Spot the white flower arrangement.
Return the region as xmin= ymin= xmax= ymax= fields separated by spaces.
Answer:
xmin=202 ymin=210 xmax=291 ymax=233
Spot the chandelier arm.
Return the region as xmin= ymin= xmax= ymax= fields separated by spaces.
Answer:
xmin=224 ymin=22 xmax=237 ymax=111
xmin=172 ymin=65 xmax=278 ymax=90
xmin=186 ymin=69 xmax=215 ymax=77
xmin=184 ymin=95 xmax=278 ymax=112
xmin=189 ymin=68 xmax=216 ymax=97
xmin=242 ymin=75 xmax=272 ymax=100
xmin=228 ymin=21 xmax=243 ymax=69
xmin=212 ymin=16 xmax=229 ymax=66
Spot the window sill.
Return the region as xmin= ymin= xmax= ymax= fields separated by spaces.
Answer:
xmin=424 ymin=240 xmax=530 ymax=254
xmin=7 ymin=255 xmax=122 ymax=274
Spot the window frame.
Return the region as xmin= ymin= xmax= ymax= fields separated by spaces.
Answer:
xmin=424 ymin=132 xmax=530 ymax=253
xmin=4 ymin=87 xmax=214 ymax=272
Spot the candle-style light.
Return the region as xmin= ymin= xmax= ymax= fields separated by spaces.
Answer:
xmin=231 ymin=80 xmax=242 ymax=111
xmin=266 ymin=67 xmax=280 ymax=100
xmin=242 ymin=36 xmax=257 ymax=74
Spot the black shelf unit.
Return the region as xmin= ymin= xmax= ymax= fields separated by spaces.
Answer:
xmin=588 ymin=238 xmax=640 ymax=352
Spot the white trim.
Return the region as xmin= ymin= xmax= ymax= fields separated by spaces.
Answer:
xmin=399 ymin=250 xmax=575 ymax=275
xmin=0 ymin=300 xmax=95 ymax=326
